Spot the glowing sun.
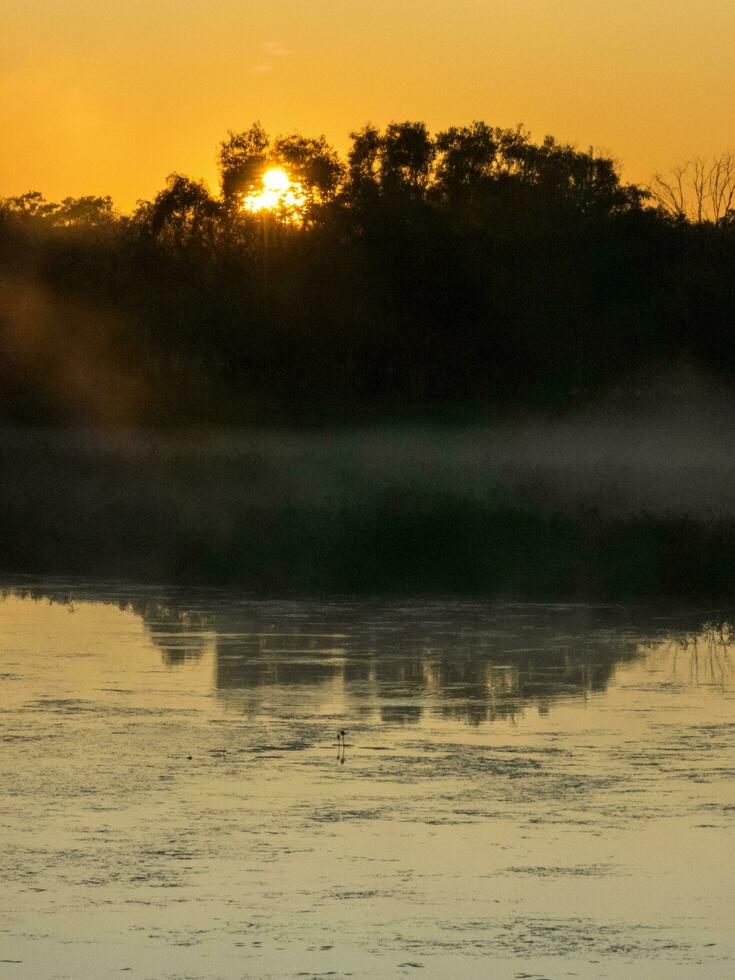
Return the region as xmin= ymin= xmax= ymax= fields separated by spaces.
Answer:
xmin=242 ymin=167 xmax=307 ymax=221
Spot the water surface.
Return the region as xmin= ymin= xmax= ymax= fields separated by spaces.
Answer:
xmin=1 ymin=582 xmax=733 ymax=978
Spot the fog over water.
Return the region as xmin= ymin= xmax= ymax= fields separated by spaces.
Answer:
xmin=5 ymin=389 xmax=735 ymax=595
xmin=1 ymin=582 xmax=733 ymax=978
xmin=6 ymin=383 xmax=735 ymax=517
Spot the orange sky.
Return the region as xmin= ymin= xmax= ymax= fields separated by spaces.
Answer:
xmin=1 ymin=0 xmax=734 ymax=211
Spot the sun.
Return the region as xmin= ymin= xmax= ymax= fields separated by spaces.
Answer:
xmin=241 ymin=167 xmax=307 ymax=222
xmin=262 ymin=168 xmax=290 ymax=194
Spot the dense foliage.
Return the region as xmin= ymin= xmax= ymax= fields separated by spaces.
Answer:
xmin=1 ymin=121 xmax=734 ymax=425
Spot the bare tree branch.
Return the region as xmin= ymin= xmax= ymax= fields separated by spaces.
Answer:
xmin=649 ymin=152 xmax=735 ymax=222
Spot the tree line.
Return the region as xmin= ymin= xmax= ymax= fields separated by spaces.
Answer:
xmin=1 ymin=120 xmax=734 ymax=425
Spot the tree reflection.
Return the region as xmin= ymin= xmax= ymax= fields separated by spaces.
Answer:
xmin=135 ymin=598 xmax=212 ymax=666
xmin=5 ymin=583 xmax=735 ymax=723
xmin=208 ymin=602 xmax=661 ymax=724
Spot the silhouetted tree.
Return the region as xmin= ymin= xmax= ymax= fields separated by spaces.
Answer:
xmin=1 ymin=118 xmax=734 ymax=426
xmin=1 ymin=190 xmax=59 ymax=222
xmin=650 ymin=153 xmax=735 ymax=223
xmin=347 ymin=124 xmax=383 ymax=194
xmin=435 ymin=122 xmax=499 ymax=198
xmin=141 ymin=174 xmax=222 ymax=251
xmin=218 ymin=122 xmax=270 ymax=206
xmin=272 ymin=133 xmax=342 ymax=204
xmin=381 ymin=121 xmax=435 ymax=196
xmin=520 ymin=136 xmax=644 ymax=217
xmin=53 ymin=196 xmax=117 ymax=229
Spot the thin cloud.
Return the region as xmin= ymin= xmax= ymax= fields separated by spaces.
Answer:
xmin=251 ymin=41 xmax=290 ymax=73
xmin=262 ymin=41 xmax=290 ymax=56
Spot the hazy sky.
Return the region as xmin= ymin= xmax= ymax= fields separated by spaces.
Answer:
xmin=2 ymin=0 xmax=734 ymax=210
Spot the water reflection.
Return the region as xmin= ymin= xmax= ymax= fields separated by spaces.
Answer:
xmin=211 ymin=604 xmax=643 ymax=724
xmin=4 ymin=584 xmax=214 ymax=667
xmin=6 ymin=581 xmax=734 ymax=725
xmin=141 ymin=601 xmax=212 ymax=666
xmin=2 ymin=581 xmax=733 ymax=979
xmin=670 ymin=625 xmax=735 ymax=688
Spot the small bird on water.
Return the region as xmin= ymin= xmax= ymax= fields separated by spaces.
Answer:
xmin=336 ymin=729 xmax=347 ymax=763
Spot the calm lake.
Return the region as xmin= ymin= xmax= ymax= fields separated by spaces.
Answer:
xmin=1 ymin=581 xmax=733 ymax=978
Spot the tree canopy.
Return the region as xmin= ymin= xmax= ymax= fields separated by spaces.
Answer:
xmin=1 ymin=119 xmax=734 ymax=426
